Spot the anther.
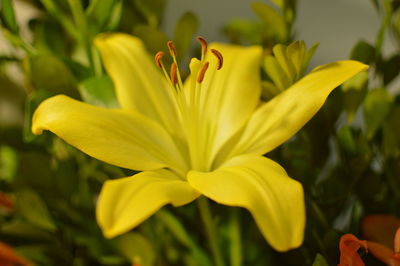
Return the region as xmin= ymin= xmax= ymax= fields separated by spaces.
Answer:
xmin=170 ymin=62 xmax=178 ymax=85
xmin=197 ymin=62 xmax=209 ymax=83
xmin=155 ymin=51 xmax=164 ymax=69
xmin=167 ymin=41 xmax=177 ymax=58
xmin=211 ymin=49 xmax=223 ymax=70
xmin=196 ymin=36 xmax=208 ymax=58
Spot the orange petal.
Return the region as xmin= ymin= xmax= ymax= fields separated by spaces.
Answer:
xmin=338 ymin=234 xmax=368 ymax=266
xmin=395 ymin=228 xmax=400 ymax=253
xmin=0 ymin=242 xmax=32 ymax=266
xmin=362 ymin=215 xmax=400 ymax=249
xmin=367 ymin=241 xmax=398 ymax=266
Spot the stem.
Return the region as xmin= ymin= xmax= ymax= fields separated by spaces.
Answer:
xmin=197 ymin=197 xmax=224 ymax=266
xmin=67 ymin=0 xmax=101 ymax=75
xmin=2 ymin=29 xmax=37 ymax=55
xmin=228 ymin=208 xmax=242 ymax=266
xmin=155 ymin=210 xmax=212 ymax=266
xmin=308 ymin=198 xmax=329 ymax=230
xmin=39 ymin=0 xmax=79 ymax=40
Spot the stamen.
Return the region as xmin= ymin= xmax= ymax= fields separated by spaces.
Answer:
xmin=211 ymin=49 xmax=223 ymax=70
xmin=155 ymin=51 xmax=164 ymax=69
xmin=197 ymin=62 xmax=209 ymax=83
xmin=170 ymin=62 xmax=178 ymax=85
xmin=196 ymin=36 xmax=208 ymax=59
xmin=167 ymin=41 xmax=177 ymax=58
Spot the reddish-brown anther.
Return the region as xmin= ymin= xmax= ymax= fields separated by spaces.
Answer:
xmin=155 ymin=51 xmax=165 ymax=69
xmin=196 ymin=62 xmax=209 ymax=83
xmin=167 ymin=41 xmax=177 ymax=58
xmin=211 ymin=49 xmax=223 ymax=70
xmin=196 ymin=36 xmax=208 ymax=58
xmin=170 ymin=62 xmax=178 ymax=85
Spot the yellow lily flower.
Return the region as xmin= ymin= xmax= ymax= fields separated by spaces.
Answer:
xmin=32 ymin=33 xmax=367 ymax=251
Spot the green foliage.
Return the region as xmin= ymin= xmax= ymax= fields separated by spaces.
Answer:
xmin=262 ymin=40 xmax=318 ymax=99
xmin=1 ymin=0 xmax=400 ymax=265
xmin=312 ymin=253 xmax=329 ymax=266
xmin=341 ymin=71 xmax=369 ymax=123
xmin=118 ymin=232 xmax=156 ymax=266
xmin=78 ymin=76 xmax=119 ymax=108
xmin=252 ymin=2 xmax=287 ymax=42
xmin=363 ymin=88 xmax=393 ymax=139
xmin=173 ymin=12 xmax=199 ymax=61
xmin=16 ymin=188 xmax=57 ymax=232
xmin=0 ymin=0 xmax=19 ymax=34
xmin=224 ymin=0 xmax=297 ymax=46
xmin=27 ymin=54 xmax=78 ymax=94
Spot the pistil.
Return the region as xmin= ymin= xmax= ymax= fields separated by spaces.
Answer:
xmin=154 ymin=37 xmax=225 ymax=171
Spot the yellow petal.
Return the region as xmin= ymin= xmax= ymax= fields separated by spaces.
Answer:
xmin=194 ymin=43 xmax=263 ymax=163
xmin=232 ymin=60 xmax=368 ymax=156
xmin=95 ymin=33 xmax=181 ymax=134
xmin=32 ymin=95 xmax=186 ymax=171
xmin=187 ymin=154 xmax=305 ymax=251
xmin=97 ymin=169 xmax=200 ymax=238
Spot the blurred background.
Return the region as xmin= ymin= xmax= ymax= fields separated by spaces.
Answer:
xmin=1 ymin=0 xmax=400 ymax=265
xmin=163 ymin=0 xmax=388 ymax=65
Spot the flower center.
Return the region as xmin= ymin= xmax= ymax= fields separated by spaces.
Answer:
xmin=154 ymin=38 xmax=224 ymax=172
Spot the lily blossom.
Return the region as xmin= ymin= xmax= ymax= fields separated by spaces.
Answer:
xmin=32 ymin=34 xmax=367 ymax=251
xmin=363 ymin=215 xmax=400 ymax=266
xmin=338 ymin=215 xmax=400 ymax=266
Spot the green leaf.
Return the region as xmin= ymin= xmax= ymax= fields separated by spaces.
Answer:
xmin=383 ymin=55 xmax=400 ymax=85
xmin=155 ymin=210 xmax=212 ymax=266
xmin=0 ymin=221 xmax=55 ymax=240
xmin=86 ymin=0 xmax=122 ymax=33
xmin=350 ymin=40 xmax=375 ymax=64
xmin=383 ymin=106 xmax=400 ymax=157
xmin=16 ymin=188 xmax=57 ymax=232
xmin=86 ymin=0 xmax=117 ymax=28
xmin=341 ymin=71 xmax=369 ymax=122
xmin=0 ymin=145 xmax=18 ymax=182
xmin=15 ymin=246 xmax=52 ymax=266
xmin=375 ymin=0 xmax=392 ymax=54
xmin=27 ymin=54 xmax=77 ymax=94
xmin=0 ymin=0 xmax=19 ymax=34
xmin=173 ymin=12 xmax=199 ymax=61
xmin=223 ymin=19 xmax=264 ymax=45
xmin=118 ymin=232 xmax=155 ymax=266
xmin=337 ymin=126 xmax=358 ymax=155
xmin=363 ymin=88 xmax=393 ymax=139
xmin=78 ymin=75 xmax=119 ymax=108
xmin=31 ymin=18 xmax=66 ymax=54
xmin=302 ymin=42 xmax=319 ymax=74
xmin=133 ymin=24 xmax=170 ymax=55
xmin=105 ymin=0 xmax=123 ymax=31
xmin=251 ymin=2 xmax=286 ymax=41
xmin=312 ymin=253 xmax=329 ymax=266
xmin=133 ymin=0 xmax=166 ymax=27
